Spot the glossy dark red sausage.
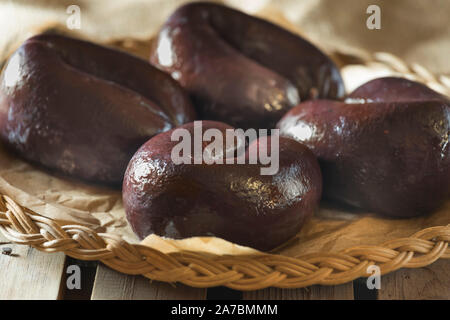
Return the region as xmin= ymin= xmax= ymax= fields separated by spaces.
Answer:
xmin=348 ymin=77 xmax=450 ymax=102
xmin=150 ymin=2 xmax=344 ymax=129
xmin=277 ymin=77 xmax=450 ymax=217
xmin=0 ymin=34 xmax=195 ymax=186
xmin=123 ymin=121 xmax=322 ymax=251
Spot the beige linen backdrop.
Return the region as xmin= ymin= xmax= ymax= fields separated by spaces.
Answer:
xmin=1 ymin=0 xmax=449 ymax=74
xmin=0 ymin=0 xmax=448 ymax=256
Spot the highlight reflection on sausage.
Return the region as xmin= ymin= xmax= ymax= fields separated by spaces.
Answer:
xmin=123 ymin=121 xmax=322 ymax=251
xmin=0 ymin=34 xmax=196 ymax=186
xmin=278 ymin=77 xmax=450 ymax=217
xmin=150 ymin=2 xmax=344 ymax=129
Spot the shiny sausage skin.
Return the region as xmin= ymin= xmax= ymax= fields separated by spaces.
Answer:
xmin=150 ymin=2 xmax=344 ymax=129
xmin=123 ymin=121 xmax=322 ymax=251
xmin=278 ymin=77 xmax=450 ymax=217
xmin=0 ymin=34 xmax=196 ymax=186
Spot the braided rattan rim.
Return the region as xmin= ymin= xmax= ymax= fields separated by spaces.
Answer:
xmin=0 ymin=192 xmax=449 ymax=290
xmin=334 ymin=49 xmax=450 ymax=96
xmin=0 ymin=46 xmax=449 ymax=290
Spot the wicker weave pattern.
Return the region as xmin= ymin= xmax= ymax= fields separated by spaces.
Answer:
xmin=0 ymin=195 xmax=448 ymax=290
xmin=372 ymin=52 xmax=450 ymax=94
xmin=336 ymin=50 xmax=450 ymax=96
xmin=0 ymin=33 xmax=449 ymax=289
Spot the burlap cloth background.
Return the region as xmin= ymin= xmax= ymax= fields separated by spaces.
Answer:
xmin=0 ymin=0 xmax=448 ymax=258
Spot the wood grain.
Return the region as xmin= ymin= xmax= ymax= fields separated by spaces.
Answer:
xmin=378 ymin=259 xmax=450 ymax=300
xmin=243 ymin=283 xmax=354 ymax=300
xmin=91 ymin=263 xmax=207 ymax=300
xmin=0 ymin=234 xmax=66 ymax=300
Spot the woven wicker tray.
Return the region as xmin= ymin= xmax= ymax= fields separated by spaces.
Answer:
xmin=0 ymin=26 xmax=449 ymax=291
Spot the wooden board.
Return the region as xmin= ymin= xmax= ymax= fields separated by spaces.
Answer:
xmin=1 ymin=231 xmax=448 ymax=300
xmin=0 ymin=234 xmax=66 ymax=300
xmin=242 ymin=283 xmax=354 ymax=300
xmin=378 ymin=259 xmax=450 ymax=300
xmin=91 ymin=263 xmax=207 ymax=300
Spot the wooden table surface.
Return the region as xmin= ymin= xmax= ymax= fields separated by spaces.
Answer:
xmin=1 ymin=233 xmax=448 ymax=300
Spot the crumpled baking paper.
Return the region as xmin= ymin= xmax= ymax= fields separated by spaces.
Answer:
xmin=0 ymin=0 xmax=448 ymax=257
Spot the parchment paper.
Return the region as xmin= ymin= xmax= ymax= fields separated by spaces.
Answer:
xmin=0 ymin=0 xmax=448 ymax=257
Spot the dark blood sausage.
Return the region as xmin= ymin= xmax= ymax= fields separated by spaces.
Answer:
xmin=150 ymin=2 xmax=344 ymax=129
xmin=278 ymin=77 xmax=450 ymax=217
xmin=123 ymin=121 xmax=322 ymax=251
xmin=0 ymin=34 xmax=195 ymax=186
